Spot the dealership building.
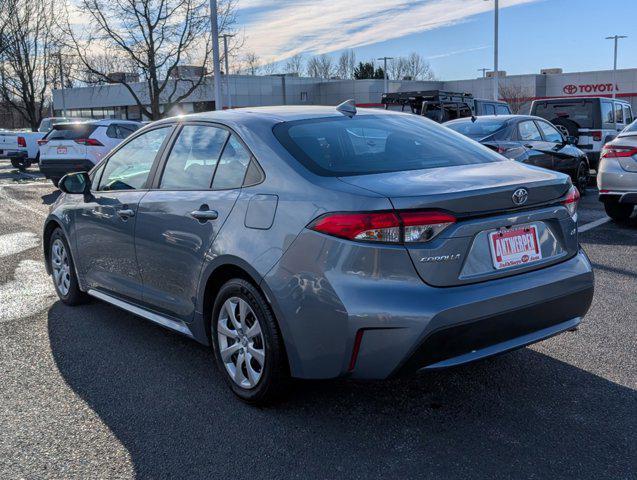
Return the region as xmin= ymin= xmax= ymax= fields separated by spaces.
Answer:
xmin=52 ymin=67 xmax=637 ymax=120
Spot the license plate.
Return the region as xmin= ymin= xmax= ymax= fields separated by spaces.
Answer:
xmin=57 ymin=146 xmax=67 ymax=154
xmin=489 ymin=224 xmax=542 ymax=270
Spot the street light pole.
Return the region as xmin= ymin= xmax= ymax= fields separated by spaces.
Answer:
xmin=605 ymin=35 xmax=627 ymax=99
xmin=220 ymin=34 xmax=235 ymax=109
xmin=209 ymin=0 xmax=222 ymax=110
xmin=493 ymin=0 xmax=499 ymax=101
xmin=377 ymin=56 xmax=393 ymax=94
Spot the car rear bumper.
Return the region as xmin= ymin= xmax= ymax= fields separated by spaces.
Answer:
xmin=39 ymin=159 xmax=95 ymax=179
xmin=597 ymin=158 xmax=637 ymax=201
xmin=265 ymin=230 xmax=594 ymax=380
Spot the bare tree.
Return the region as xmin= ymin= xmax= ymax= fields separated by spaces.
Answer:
xmin=499 ymin=83 xmax=533 ymax=114
xmin=336 ymin=50 xmax=355 ymax=79
xmin=0 ymin=0 xmax=59 ymax=130
xmin=65 ymin=0 xmax=238 ymax=120
xmin=242 ymin=51 xmax=261 ymax=75
xmin=404 ymin=52 xmax=435 ymax=80
xmin=388 ymin=57 xmax=408 ymax=80
xmin=306 ymin=54 xmax=334 ymax=79
xmin=284 ymin=53 xmax=304 ymax=76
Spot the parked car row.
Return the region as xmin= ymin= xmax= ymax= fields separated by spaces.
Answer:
xmin=44 ymin=104 xmax=593 ymax=404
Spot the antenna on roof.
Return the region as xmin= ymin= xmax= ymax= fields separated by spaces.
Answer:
xmin=336 ymin=99 xmax=356 ymax=118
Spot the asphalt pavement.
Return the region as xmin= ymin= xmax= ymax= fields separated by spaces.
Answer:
xmin=0 ymin=159 xmax=635 ymax=480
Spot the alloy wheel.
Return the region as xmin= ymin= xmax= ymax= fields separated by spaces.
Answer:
xmin=217 ymin=297 xmax=266 ymax=389
xmin=51 ymin=238 xmax=71 ymax=296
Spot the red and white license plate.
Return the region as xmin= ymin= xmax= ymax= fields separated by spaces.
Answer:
xmin=57 ymin=146 xmax=67 ymax=154
xmin=489 ymin=224 xmax=542 ymax=270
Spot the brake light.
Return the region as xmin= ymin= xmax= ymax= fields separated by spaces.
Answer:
xmin=601 ymin=145 xmax=637 ymax=158
xmin=74 ymin=138 xmax=103 ymax=146
xmin=581 ymin=130 xmax=602 ymax=141
xmin=563 ymin=185 xmax=580 ymax=221
xmin=17 ymin=136 xmax=26 ymax=147
xmin=37 ymin=139 xmax=48 ymax=146
xmin=309 ymin=210 xmax=456 ymax=243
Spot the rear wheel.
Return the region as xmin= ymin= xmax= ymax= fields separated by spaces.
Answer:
xmin=211 ymin=279 xmax=288 ymax=404
xmin=573 ymin=160 xmax=589 ymax=195
xmin=603 ymin=200 xmax=634 ymax=222
xmin=49 ymin=229 xmax=88 ymax=305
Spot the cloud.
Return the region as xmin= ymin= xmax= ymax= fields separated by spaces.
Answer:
xmin=238 ymin=0 xmax=540 ymax=63
xmin=426 ymin=45 xmax=490 ymax=60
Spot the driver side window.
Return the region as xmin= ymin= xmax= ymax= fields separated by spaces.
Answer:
xmin=98 ymin=127 xmax=172 ymax=191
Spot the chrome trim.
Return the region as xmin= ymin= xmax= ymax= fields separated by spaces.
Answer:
xmin=87 ymin=289 xmax=194 ymax=337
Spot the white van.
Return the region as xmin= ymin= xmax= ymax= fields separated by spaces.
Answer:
xmin=530 ymin=97 xmax=634 ymax=170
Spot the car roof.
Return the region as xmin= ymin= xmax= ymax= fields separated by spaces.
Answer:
xmin=532 ymin=97 xmax=630 ymax=104
xmin=52 ymin=119 xmax=141 ymax=128
xmin=445 ymin=114 xmax=541 ymax=124
xmin=151 ymin=105 xmax=406 ymax=128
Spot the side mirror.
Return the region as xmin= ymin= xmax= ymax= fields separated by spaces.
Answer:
xmin=58 ymin=171 xmax=91 ymax=194
xmin=566 ymin=135 xmax=578 ymax=145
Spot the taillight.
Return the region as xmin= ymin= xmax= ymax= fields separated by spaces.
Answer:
xmin=37 ymin=139 xmax=48 ymax=146
xmin=582 ymin=130 xmax=602 ymax=141
xmin=601 ymin=144 xmax=637 ymax=158
xmin=309 ymin=210 xmax=456 ymax=243
xmin=74 ymin=138 xmax=103 ymax=146
xmin=17 ymin=136 xmax=26 ymax=147
xmin=563 ymin=185 xmax=580 ymax=221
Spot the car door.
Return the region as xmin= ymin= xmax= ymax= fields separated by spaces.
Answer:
xmin=74 ymin=125 xmax=174 ymax=302
xmin=517 ymin=120 xmax=554 ymax=169
xmin=536 ymin=119 xmax=578 ymax=172
xmin=134 ymin=123 xmax=254 ymax=322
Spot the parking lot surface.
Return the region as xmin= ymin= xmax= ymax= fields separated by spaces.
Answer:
xmin=0 ymin=159 xmax=635 ymax=479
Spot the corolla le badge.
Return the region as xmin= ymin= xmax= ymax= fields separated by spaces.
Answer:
xmin=512 ymin=188 xmax=528 ymax=206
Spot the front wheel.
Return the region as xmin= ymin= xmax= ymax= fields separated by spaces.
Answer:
xmin=603 ymin=201 xmax=634 ymax=222
xmin=211 ymin=279 xmax=288 ymax=404
xmin=49 ymin=229 xmax=88 ymax=305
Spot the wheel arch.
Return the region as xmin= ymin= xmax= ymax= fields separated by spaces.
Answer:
xmin=42 ymin=218 xmax=64 ymax=275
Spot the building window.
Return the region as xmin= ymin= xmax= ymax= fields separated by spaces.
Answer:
xmin=300 ymin=92 xmax=308 ymax=102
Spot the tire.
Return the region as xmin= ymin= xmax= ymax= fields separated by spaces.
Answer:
xmin=51 ymin=178 xmax=60 ymax=188
xmin=48 ymin=229 xmax=88 ymax=305
xmin=573 ymin=160 xmax=589 ymax=195
xmin=551 ymin=117 xmax=579 ymax=138
xmin=211 ymin=278 xmax=288 ymax=404
xmin=10 ymin=157 xmax=30 ymax=171
xmin=603 ymin=200 xmax=634 ymax=222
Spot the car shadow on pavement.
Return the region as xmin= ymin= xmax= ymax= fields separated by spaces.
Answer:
xmin=47 ymin=301 xmax=635 ymax=480
xmin=41 ymin=190 xmax=60 ymax=205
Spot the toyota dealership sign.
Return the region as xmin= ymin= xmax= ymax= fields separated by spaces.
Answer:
xmin=562 ymin=83 xmax=619 ymax=95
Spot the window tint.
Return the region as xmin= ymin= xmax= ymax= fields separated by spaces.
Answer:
xmin=536 ymin=121 xmax=563 ymax=143
xmin=496 ymin=104 xmax=511 ymax=114
xmin=615 ymin=103 xmax=624 ymax=123
xmin=160 ymin=125 xmax=228 ymax=190
xmin=601 ymin=101 xmax=614 ymax=124
xmin=445 ymin=119 xmax=508 ymax=138
xmin=274 ymin=115 xmax=503 ymax=176
xmin=212 ymin=135 xmax=251 ymax=189
xmin=98 ymin=127 xmax=171 ymax=191
xmin=484 ymin=104 xmax=496 ymax=115
xmin=48 ymin=124 xmax=98 ymax=141
xmin=623 ymin=106 xmax=633 ymax=124
xmin=518 ymin=121 xmax=542 ymax=141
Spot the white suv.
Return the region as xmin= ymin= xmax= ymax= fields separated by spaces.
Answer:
xmin=530 ymin=97 xmax=634 ymax=171
xmin=39 ymin=120 xmax=141 ymax=186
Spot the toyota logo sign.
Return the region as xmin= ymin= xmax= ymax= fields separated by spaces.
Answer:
xmin=512 ymin=188 xmax=528 ymax=206
xmin=563 ymin=84 xmax=578 ymax=95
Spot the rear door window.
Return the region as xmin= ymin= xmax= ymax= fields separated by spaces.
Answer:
xmin=160 ymin=125 xmax=228 ymax=190
xmin=615 ymin=103 xmax=624 ymax=124
xmin=601 ymin=101 xmax=614 ymax=127
xmin=484 ymin=104 xmax=496 ymax=115
xmin=536 ymin=121 xmax=564 ymax=143
xmin=518 ymin=121 xmax=543 ymax=141
xmin=623 ymin=105 xmax=633 ymax=124
xmin=273 ymin=114 xmax=502 ymax=176
xmin=496 ymin=104 xmax=511 ymax=114
xmin=211 ymin=135 xmax=252 ymax=190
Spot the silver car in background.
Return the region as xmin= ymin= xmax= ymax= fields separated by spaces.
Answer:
xmin=43 ymin=105 xmax=594 ymax=404
xmin=598 ymin=119 xmax=637 ymax=222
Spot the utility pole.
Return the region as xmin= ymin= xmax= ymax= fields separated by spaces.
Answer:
xmin=605 ymin=35 xmax=627 ymax=99
xmin=478 ymin=68 xmax=489 ymax=78
xmin=209 ymin=0 xmax=222 ymax=110
xmin=377 ymin=56 xmax=393 ymax=94
xmin=484 ymin=0 xmax=499 ymax=100
xmin=55 ymin=52 xmax=67 ymax=117
xmin=220 ymin=33 xmax=235 ymax=109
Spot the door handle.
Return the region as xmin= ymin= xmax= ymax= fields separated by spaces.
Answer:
xmin=117 ymin=208 xmax=135 ymax=218
xmin=190 ymin=209 xmax=219 ymax=221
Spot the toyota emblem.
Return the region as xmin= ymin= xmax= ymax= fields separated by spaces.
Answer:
xmin=563 ymin=84 xmax=577 ymax=95
xmin=512 ymin=188 xmax=528 ymax=206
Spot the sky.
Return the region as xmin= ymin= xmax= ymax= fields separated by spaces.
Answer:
xmin=236 ymin=0 xmax=637 ymax=80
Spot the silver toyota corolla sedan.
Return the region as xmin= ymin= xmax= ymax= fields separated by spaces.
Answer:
xmin=43 ymin=104 xmax=594 ymax=404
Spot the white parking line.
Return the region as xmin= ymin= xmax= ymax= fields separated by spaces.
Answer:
xmin=579 ymin=217 xmax=611 ymax=233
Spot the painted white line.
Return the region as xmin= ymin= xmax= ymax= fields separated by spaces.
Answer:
xmin=579 ymin=216 xmax=611 ymax=233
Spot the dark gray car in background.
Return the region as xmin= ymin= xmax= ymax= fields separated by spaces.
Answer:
xmin=42 ymin=105 xmax=594 ymax=404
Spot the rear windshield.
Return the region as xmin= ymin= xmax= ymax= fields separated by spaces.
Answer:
xmin=532 ymin=100 xmax=594 ymax=128
xmin=47 ymin=124 xmax=98 ymax=141
xmin=273 ymin=114 xmax=503 ymax=176
xmin=445 ymin=119 xmax=508 ymax=138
